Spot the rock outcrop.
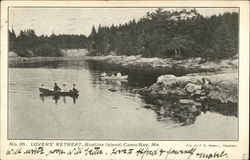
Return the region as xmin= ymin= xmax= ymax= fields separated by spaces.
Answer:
xmin=101 ymin=55 xmax=238 ymax=73
xmin=139 ymin=73 xmax=238 ymax=104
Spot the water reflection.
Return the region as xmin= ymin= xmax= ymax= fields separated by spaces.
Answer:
xmin=10 ymin=59 xmax=191 ymax=88
xmin=39 ymin=94 xmax=78 ymax=104
xmin=142 ymin=96 xmax=237 ymax=127
xmin=9 ymin=59 xmax=237 ymax=140
xmin=14 ymin=59 xmax=237 ymax=121
xmin=53 ymin=95 xmax=60 ymax=104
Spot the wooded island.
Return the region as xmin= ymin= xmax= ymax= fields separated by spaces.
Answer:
xmin=9 ymin=8 xmax=238 ymax=60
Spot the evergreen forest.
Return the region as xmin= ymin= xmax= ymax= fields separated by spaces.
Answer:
xmin=9 ymin=8 xmax=238 ymax=59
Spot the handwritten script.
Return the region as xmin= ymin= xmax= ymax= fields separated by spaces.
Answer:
xmin=6 ymin=145 xmax=228 ymax=159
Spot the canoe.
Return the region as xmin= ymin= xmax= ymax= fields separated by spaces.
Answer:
xmin=39 ymin=88 xmax=79 ymax=97
xmin=101 ymin=75 xmax=128 ymax=80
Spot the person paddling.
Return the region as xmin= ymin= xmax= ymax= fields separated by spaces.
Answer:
xmin=54 ymin=83 xmax=61 ymax=92
xmin=62 ymin=84 xmax=67 ymax=92
xmin=72 ymin=84 xmax=77 ymax=92
xmin=116 ymin=72 xmax=122 ymax=77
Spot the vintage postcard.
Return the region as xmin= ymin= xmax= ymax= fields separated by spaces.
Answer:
xmin=0 ymin=1 xmax=249 ymax=160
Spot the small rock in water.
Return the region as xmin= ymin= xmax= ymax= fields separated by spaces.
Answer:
xmin=109 ymin=88 xmax=117 ymax=92
xmin=143 ymin=104 xmax=153 ymax=109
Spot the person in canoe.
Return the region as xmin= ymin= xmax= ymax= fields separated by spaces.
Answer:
xmin=40 ymin=84 xmax=46 ymax=89
xmin=62 ymin=84 xmax=68 ymax=92
xmin=54 ymin=83 xmax=61 ymax=92
xmin=116 ymin=72 xmax=122 ymax=77
xmin=72 ymin=84 xmax=78 ymax=92
xmin=101 ymin=71 xmax=107 ymax=77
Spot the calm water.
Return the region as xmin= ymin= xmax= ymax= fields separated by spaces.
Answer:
xmin=9 ymin=60 xmax=237 ymax=140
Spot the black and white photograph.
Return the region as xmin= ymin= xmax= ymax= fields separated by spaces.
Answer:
xmin=8 ymin=6 xmax=239 ymax=141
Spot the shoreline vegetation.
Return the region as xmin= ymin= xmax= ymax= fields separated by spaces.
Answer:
xmin=9 ymin=53 xmax=238 ymax=106
xmin=9 ymin=9 xmax=238 ymax=60
xmin=9 ymin=53 xmax=238 ymax=74
xmin=8 ymin=8 xmax=238 ymax=108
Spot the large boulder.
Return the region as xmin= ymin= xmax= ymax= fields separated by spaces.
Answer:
xmin=157 ymin=75 xmax=198 ymax=88
xmin=152 ymin=73 xmax=238 ymax=103
xmin=155 ymin=75 xmax=198 ymax=96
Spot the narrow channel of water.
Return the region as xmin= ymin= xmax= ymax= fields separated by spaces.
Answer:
xmin=8 ymin=60 xmax=237 ymax=140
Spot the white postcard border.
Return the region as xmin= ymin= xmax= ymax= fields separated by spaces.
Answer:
xmin=1 ymin=1 xmax=249 ymax=160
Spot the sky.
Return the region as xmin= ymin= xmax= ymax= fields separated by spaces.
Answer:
xmin=9 ymin=8 xmax=238 ymax=36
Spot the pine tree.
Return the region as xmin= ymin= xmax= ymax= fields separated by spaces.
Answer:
xmin=9 ymin=29 xmax=16 ymax=50
xmin=211 ymin=22 xmax=237 ymax=59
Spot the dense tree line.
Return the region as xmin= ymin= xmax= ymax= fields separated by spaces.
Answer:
xmin=9 ymin=29 xmax=88 ymax=57
xmin=9 ymin=8 xmax=238 ymax=59
xmin=89 ymin=8 xmax=238 ymax=59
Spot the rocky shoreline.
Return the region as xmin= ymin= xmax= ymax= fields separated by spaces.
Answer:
xmin=9 ymin=55 xmax=238 ymax=107
xmin=137 ymin=73 xmax=238 ymax=103
xmin=93 ymin=55 xmax=238 ymax=73
xmin=91 ymin=55 xmax=238 ymax=112
xmin=134 ymin=72 xmax=238 ymax=125
xmin=9 ymin=55 xmax=238 ymax=72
